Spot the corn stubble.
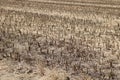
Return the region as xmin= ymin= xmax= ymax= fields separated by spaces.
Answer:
xmin=0 ymin=0 xmax=120 ymax=80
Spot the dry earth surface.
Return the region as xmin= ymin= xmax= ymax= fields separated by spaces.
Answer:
xmin=0 ymin=0 xmax=120 ymax=80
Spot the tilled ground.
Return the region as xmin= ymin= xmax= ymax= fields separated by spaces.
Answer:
xmin=0 ymin=0 xmax=120 ymax=80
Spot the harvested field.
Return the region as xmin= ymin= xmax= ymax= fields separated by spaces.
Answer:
xmin=0 ymin=0 xmax=120 ymax=80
